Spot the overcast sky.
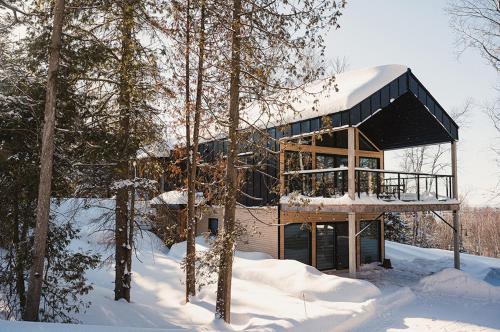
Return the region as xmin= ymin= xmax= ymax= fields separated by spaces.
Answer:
xmin=323 ymin=0 xmax=499 ymax=206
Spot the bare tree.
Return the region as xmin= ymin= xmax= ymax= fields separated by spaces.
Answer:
xmin=447 ymin=0 xmax=500 ymax=71
xmin=24 ymin=0 xmax=66 ymax=321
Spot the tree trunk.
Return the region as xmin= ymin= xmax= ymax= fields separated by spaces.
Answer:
xmin=115 ymin=0 xmax=135 ymax=302
xmin=24 ymin=0 xmax=65 ymax=321
xmin=186 ymin=0 xmax=206 ymax=303
xmin=215 ymin=0 xmax=241 ymax=323
xmin=12 ymin=197 xmax=26 ymax=315
xmin=184 ymin=0 xmax=196 ymax=302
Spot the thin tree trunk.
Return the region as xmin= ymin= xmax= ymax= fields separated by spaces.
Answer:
xmin=184 ymin=0 xmax=196 ymax=302
xmin=12 ymin=197 xmax=26 ymax=315
xmin=186 ymin=0 xmax=206 ymax=303
xmin=24 ymin=0 xmax=65 ymax=321
xmin=215 ymin=0 xmax=241 ymax=323
xmin=115 ymin=0 xmax=135 ymax=302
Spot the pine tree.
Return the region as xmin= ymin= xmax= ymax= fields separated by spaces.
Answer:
xmin=384 ymin=212 xmax=411 ymax=244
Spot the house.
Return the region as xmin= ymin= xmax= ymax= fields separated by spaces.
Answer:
xmin=160 ymin=64 xmax=461 ymax=277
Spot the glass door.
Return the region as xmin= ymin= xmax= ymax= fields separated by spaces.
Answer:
xmin=316 ymin=223 xmax=335 ymax=270
xmin=334 ymin=222 xmax=349 ymax=269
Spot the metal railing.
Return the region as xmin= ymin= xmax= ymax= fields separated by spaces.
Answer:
xmin=283 ymin=167 xmax=454 ymax=202
xmin=355 ymin=168 xmax=454 ymax=201
xmin=283 ymin=167 xmax=348 ymax=198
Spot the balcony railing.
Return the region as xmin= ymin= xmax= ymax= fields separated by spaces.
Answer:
xmin=283 ymin=167 xmax=454 ymax=202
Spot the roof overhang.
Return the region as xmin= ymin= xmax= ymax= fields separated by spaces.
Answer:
xmin=335 ymin=69 xmax=458 ymax=149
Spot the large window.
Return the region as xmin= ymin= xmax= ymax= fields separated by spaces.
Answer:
xmin=315 ymin=130 xmax=348 ymax=148
xmin=284 ymin=223 xmax=311 ymax=265
xmin=315 ymin=154 xmax=348 ymax=197
xmin=360 ymin=220 xmax=381 ymax=264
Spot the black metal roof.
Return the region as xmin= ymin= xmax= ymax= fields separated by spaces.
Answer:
xmin=271 ymin=68 xmax=458 ymax=150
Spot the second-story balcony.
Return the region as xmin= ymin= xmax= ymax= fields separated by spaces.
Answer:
xmin=282 ymin=167 xmax=455 ymax=203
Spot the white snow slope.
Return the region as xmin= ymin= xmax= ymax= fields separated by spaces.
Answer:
xmin=1 ymin=198 xmax=499 ymax=332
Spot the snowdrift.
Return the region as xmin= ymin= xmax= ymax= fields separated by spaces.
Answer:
xmin=418 ymin=268 xmax=500 ymax=301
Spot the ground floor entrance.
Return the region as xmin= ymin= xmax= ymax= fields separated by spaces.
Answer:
xmin=282 ymin=219 xmax=382 ymax=271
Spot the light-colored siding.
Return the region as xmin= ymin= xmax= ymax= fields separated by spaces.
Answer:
xmin=198 ymin=206 xmax=278 ymax=258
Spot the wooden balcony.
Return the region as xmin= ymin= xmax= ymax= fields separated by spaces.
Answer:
xmin=281 ymin=167 xmax=459 ymax=213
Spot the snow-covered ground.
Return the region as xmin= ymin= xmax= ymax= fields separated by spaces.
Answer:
xmin=1 ymin=198 xmax=499 ymax=331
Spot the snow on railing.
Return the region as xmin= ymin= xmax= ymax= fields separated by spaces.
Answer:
xmin=283 ymin=167 xmax=454 ymax=202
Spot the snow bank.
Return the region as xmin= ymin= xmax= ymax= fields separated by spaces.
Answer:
xmin=418 ymin=268 xmax=500 ymax=302
xmin=233 ymin=258 xmax=380 ymax=303
xmin=0 ymin=320 xmax=189 ymax=332
xmin=386 ymin=241 xmax=500 ymax=285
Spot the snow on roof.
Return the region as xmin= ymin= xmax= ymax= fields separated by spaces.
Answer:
xmin=149 ymin=190 xmax=205 ymax=206
xmin=144 ymin=64 xmax=409 ymax=148
xmin=241 ymin=64 xmax=408 ymax=129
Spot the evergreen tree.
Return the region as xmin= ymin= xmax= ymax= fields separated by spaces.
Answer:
xmin=384 ymin=212 xmax=411 ymax=244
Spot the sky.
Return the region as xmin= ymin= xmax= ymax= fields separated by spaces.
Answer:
xmin=323 ymin=0 xmax=499 ymax=206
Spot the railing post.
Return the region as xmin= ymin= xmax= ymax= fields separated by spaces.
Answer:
xmin=376 ymin=172 xmax=380 ymax=199
xmin=417 ymin=174 xmax=420 ymax=201
xmin=397 ymin=173 xmax=401 ymax=200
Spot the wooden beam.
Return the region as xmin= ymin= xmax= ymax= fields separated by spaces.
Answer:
xmin=311 ymin=222 xmax=316 ymax=268
xmin=348 ymin=212 xmax=356 ymax=277
xmin=451 ymin=141 xmax=460 ymax=269
xmin=348 ymin=127 xmax=356 ymax=200
xmin=282 ymin=142 xmax=382 ymax=159
xmin=279 ymin=148 xmax=285 ymax=195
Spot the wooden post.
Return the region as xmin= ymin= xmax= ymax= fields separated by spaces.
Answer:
xmin=451 ymin=141 xmax=460 ymax=269
xmin=279 ymin=147 xmax=285 ymax=195
xmin=311 ymin=222 xmax=317 ymax=268
xmin=348 ymin=212 xmax=356 ymax=277
xmin=348 ymin=127 xmax=355 ymax=200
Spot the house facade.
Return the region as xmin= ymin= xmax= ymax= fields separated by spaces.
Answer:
xmin=160 ymin=64 xmax=461 ymax=276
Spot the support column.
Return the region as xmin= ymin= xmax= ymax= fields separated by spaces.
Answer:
xmin=348 ymin=212 xmax=356 ymax=277
xmin=451 ymin=141 xmax=460 ymax=269
xmin=348 ymin=127 xmax=356 ymax=200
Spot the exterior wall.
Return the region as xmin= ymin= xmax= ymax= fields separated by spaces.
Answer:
xmin=198 ymin=206 xmax=279 ymax=259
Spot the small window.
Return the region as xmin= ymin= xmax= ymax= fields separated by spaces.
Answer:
xmin=208 ymin=218 xmax=218 ymax=236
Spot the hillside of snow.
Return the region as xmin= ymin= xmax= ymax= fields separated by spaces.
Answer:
xmin=1 ymin=198 xmax=500 ymax=332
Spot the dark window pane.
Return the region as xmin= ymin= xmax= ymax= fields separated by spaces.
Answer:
xmin=208 ymin=218 xmax=219 ymax=236
xmin=284 ymin=224 xmax=311 ymax=265
xmin=359 ymin=135 xmax=378 ymax=151
xmin=360 ymin=220 xmax=381 ymax=264
xmin=335 ymin=222 xmax=349 ymax=269
xmin=336 ymin=130 xmax=348 ymax=149
xmin=316 ymin=224 xmax=335 ymax=270
xmin=284 ymin=151 xmax=312 ymax=171
xmin=301 ymin=121 xmax=311 ymax=133
xmin=359 ymin=157 xmax=379 ymax=169
xmin=316 ymin=130 xmax=348 ymax=149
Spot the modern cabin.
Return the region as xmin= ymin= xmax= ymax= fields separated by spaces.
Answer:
xmin=155 ymin=64 xmax=461 ymax=276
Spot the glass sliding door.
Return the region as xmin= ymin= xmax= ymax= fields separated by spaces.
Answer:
xmin=284 ymin=223 xmax=311 ymax=265
xmin=360 ymin=220 xmax=381 ymax=264
xmin=334 ymin=222 xmax=349 ymax=269
xmin=315 ymin=222 xmax=349 ymax=270
xmin=316 ymin=224 xmax=335 ymax=270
